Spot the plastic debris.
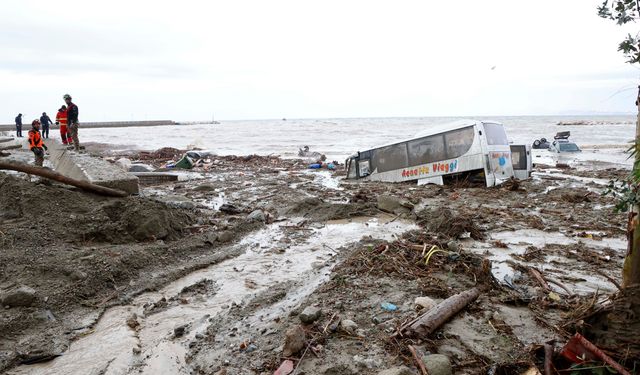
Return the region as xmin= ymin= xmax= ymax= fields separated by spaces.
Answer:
xmin=559 ymin=333 xmax=631 ymax=375
xmin=380 ymin=302 xmax=398 ymax=311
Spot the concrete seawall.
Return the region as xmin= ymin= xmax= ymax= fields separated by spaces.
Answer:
xmin=0 ymin=120 xmax=177 ymax=132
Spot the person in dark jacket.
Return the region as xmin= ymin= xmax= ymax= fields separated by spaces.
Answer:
xmin=15 ymin=113 xmax=23 ymax=137
xmin=40 ymin=112 xmax=53 ymax=139
xmin=63 ymin=94 xmax=80 ymax=151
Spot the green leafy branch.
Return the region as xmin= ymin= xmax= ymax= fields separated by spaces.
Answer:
xmin=598 ymin=0 xmax=640 ymax=64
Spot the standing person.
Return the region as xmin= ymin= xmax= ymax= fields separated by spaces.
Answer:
xmin=40 ymin=112 xmax=53 ymax=139
xmin=64 ymin=94 xmax=80 ymax=151
xmin=28 ymin=119 xmax=47 ymax=167
xmin=15 ymin=113 xmax=23 ymax=137
xmin=56 ymin=105 xmax=69 ymax=145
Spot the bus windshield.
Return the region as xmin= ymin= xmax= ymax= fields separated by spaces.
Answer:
xmin=483 ymin=123 xmax=509 ymax=145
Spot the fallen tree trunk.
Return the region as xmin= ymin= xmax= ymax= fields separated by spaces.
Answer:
xmin=0 ymin=160 xmax=128 ymax=197
xmin=404 ymin=287 xmax=480 ymax=337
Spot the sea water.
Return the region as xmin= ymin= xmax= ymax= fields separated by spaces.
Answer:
xmin=80 ymin=115 xmax=636 ymax=166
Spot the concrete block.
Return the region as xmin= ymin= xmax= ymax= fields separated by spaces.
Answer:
xmin=44 ymin=139 xmax=139 ymax=194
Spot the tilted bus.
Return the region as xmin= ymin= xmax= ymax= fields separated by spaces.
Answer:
xmin=345 ymin=120 xmax=515 ymax=187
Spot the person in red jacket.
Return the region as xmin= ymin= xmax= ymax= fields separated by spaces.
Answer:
xmin=56 ymin=105 xmax=70 ymax=144
xmin=28 ymin=120 xmax=48 ymax=167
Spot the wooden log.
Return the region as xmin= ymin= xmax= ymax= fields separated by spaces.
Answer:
xmin=0 ymin=160 xmax=128 ymax=197
xmin=405 ymin=287 xmax=480 ymax=337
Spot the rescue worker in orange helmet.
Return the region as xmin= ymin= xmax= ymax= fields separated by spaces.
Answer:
xmin=56 ymin=105 xmax=70 ymax=145
xmin=28 ymin=119 xmax=48 ymax=167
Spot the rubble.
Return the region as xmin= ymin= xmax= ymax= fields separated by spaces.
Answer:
xmin=299 ymin=306 xmax=322 ymax=324
xmin=282 ymin=325 xmax=306 ymax=357
xmin=0 ymin=145 xmax=635 ymax=374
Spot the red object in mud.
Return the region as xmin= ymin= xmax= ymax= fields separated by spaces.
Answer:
xmin=559 ymin=333 xmax=630 ymax=375
xmin=273 ymin=360 xmax=295 ymax=375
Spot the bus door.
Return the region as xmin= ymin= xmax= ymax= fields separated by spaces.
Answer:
xmin=479 ymin=123 xmax=514 ymax=186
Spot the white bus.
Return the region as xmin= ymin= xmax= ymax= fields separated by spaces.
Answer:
xmin=345 ymin=120 xmax=515 ymax=187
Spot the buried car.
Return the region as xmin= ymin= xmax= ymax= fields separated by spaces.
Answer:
xmin=549 ymin=131 xmax=581 ymax=153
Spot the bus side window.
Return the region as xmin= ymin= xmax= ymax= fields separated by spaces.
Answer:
xmin=408 ymin=134 xmax=445 ymax=166
xmin=444 ymin=127 xmax=474 ymax=159
xmin=372 ymin=143 xmax=409 ymax=173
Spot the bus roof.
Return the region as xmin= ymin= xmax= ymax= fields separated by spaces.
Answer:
xmin=358 ymin=119 xmax=492 ymax=153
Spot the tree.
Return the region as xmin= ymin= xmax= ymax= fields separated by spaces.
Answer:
xmin=598 ymin=0 xmax=640 ymax=287
xmin=592 ymin=1 xmax=640 ymax=361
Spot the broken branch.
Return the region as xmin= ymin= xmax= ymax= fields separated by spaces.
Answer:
xmin=408 ymin=345 xmax=429 ymax=375
xmin=403 ymin=287 xmax=480 ymax=337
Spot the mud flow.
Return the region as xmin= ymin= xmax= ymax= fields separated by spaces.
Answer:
xmin=1 ymin=147 xmax=636 ymax=374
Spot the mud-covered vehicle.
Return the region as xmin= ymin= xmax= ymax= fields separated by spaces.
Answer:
xmin=549 ymin=131 xmax=581 ymax=153
xmin=532 ymin=137 xmax=551 ymax=149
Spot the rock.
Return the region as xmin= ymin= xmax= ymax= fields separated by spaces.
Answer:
xmin=354 ymin=354 xmax=383 ymax=369
xmin=421 ymin=354 xmax=452 ymax=375
xmin=194 ymin=184 xmax=216 ymax=192
xmin=216 ymin=231 xmax=234 ymax=243
xmin=126 ymin=313 xmax=139 ymax=329
xmin=377 ymin=366 xmax=414 ymax=375
xmin=299 ymin=306 xmax=322 ymax=324
xmin=437 ymin=344 xmax=467 ymax=361
xmin=219 ymin=203 xmax=242 ymax=214
xmin=69 ymin=270 xmax=87 ymax=281
xmin=282 ymin=325 xmax=306 ymax=357
xmin=0 ymin=285 xmax=37 ymax=307
xmin=247 ymin=209 xmax=266 ymax=223
xmin=156 ymin=195 xmax=196 ymax=210
xmin=174 ymin=324 xmax=187 ymax=337
xmin=134 ymin=217 xmax=169 ymax=240
xmin=340 ymin=319 xmax=358 ymax=335
xmin=447 ymin=240 xmax=460 ymax=252
xmin=376 ymin=195 xmax=412 ymax=215
xmin=414 ymin=296 xmax=437 ymax=311
xmin=128 ymin=163 xmax=154 ymax=173
xmin=115 ymin=157 xmax=132 ymax=171
xmin=127 ymin=313 xmax=140 ymax=329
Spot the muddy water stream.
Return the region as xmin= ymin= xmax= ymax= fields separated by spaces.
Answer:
xmin=10 ymin=216 xmax=415 ymax=375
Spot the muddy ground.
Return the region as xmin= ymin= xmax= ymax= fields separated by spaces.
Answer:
xmin=0 ymin=146 xmax=634 ymax=374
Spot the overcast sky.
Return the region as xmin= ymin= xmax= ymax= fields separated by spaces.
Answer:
xmin=1 ymin=0 xmax=638 ymax=122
